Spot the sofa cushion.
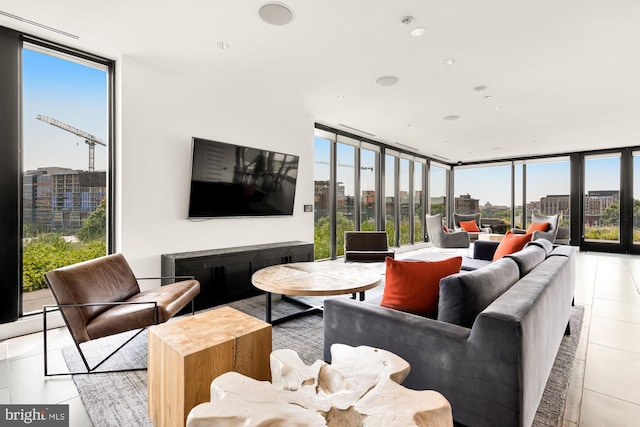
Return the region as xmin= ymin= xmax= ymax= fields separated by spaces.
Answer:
xmin=492 ymin=231 xmax=533 ymax=261
xmin=437 ymin=258 xmax=520 ymax=327
xmin=460 ymin=219 xmax=481 ymax=232
xmin=525 ymin=238 xmax=554 ymax=256
xmin=381 ymin=256 xmax=462 ymax=316
xmin=504 ymin=245 xmax=547 ymax=278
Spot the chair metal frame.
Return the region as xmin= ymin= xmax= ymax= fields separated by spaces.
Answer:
xmin=43 ymin=276 xmax=195 ymax=376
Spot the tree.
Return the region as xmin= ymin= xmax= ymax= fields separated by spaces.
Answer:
xmin=77 ymin=199 xmax=106 ymax=242
xmin=600 ymin=202 xmax=619 ymax=226
xmin=313 ymin=213 xmax=355 ymax=259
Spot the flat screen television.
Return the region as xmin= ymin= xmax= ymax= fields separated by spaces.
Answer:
xmin=188 ymin=137 xmax=299 ymax=218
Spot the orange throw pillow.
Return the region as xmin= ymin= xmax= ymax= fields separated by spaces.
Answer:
xmin=459 ymin=219 xmax=481 ymax=232
xmin=527 ymin=221 xmax=550 ymax=233
xmin=381 ymin=256 xmax=462 ymax=316
xmin=492 ymin=231 xmax=533 ymax=261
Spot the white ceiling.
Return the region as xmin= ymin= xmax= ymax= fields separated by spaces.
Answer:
xmin=3 ymin=0 xmax=640 ymax=164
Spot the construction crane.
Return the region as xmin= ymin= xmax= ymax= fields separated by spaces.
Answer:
xmin=36 ymin=114 xmax=106 ymax=172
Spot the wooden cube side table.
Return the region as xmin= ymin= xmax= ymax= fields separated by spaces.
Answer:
xmin=148 ymin=306 xmax=272 ymax=427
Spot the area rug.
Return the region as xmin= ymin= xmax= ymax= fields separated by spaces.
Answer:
xmin=63 ymin=297 xmax=584 ymax=427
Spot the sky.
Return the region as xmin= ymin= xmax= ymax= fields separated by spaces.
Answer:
xmin=22 ymin=47 xmax=108 ymax=172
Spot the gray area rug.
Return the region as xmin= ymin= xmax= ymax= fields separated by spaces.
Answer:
xmin=63 ymin=294 xmax=584 ymax=427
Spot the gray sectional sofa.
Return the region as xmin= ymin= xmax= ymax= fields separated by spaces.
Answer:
xmin=323 ymin=240 xmax=576 ymax=427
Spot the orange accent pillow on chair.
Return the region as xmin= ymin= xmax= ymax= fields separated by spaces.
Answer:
xmin=381 ymin=256 xmax=462 ymax=316
xmin=459 ymin=219 xmax=481 ymax=232
xmin=492 ymin=231 xmax=533 ymax=261
xmin=527 ymin=222 xmax=550 ymax=233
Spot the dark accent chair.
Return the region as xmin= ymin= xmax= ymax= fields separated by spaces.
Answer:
xmin=512 ymin=213 xmax=560 ymax=243
xmin=452 ymin=213 xmax=492 ymax=242
xmin=43 ymin=253 xmax=200 ymax=375
xmin=344 ymin=231 xmax=395 ymax=262
xmin=426 ymin=214 xmax=470 ymax=250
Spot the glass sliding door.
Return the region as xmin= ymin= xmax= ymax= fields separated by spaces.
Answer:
xmin=21 ymin=45 xmax=109 ymax=314
xmin=313 ymin=135 xmax=332 ymax=259
xmin=336 ymin=142 xmax=355 ymax=256
xmin=583 ymin=154 xmax=620 ymax=244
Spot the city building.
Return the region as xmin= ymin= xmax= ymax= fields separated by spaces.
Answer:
xmin=23 ymin=167 xmax=106 ymax=233
xmin=454 ymin=193 xmax=479 ymax=214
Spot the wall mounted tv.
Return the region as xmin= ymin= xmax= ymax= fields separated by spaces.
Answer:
xmin=188 ymin=137 xmax=299 ymax=218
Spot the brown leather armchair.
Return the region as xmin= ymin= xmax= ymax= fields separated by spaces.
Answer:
xmin=43 ymin=253 xmax=200 ymax=375
xmin=344 ymin=231 xmax=395 ymax=262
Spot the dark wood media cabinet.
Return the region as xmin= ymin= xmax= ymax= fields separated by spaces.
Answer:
xmin=161 ymin=241 xmax=314 ymax=312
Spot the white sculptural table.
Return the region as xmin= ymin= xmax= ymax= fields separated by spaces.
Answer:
xmin=186 ymin=344 xmax=453 ymax=427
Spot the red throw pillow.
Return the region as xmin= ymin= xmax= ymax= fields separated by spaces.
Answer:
xmin=492 ymin=231 xmax=533 ymax=261
xmin=527 ymin=221 xmax=550 ymax=233
xmin=459 ymin=219 xmax=481 ymax=232
xmin=442 ymin=224 xmax=449 ymax=233
xmin=380 ymin=256 xmax=462 ymax=316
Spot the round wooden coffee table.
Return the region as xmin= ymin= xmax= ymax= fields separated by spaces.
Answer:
xmin=251 ymin=262 xmax=382 ymax=324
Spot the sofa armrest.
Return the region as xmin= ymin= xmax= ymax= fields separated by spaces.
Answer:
xmin=511 ymin=227 xmax=526 ymax=234
xmin=473 ymin=240 xmax=500 ymax=261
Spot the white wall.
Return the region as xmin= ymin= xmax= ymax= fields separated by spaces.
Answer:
xmin=117 ymin=56 xmax=315 ymax=288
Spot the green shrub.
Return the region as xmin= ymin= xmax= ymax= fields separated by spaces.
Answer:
xmin=22 ymin=234 xmax=106 ymax=292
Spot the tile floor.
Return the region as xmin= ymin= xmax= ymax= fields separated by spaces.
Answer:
xmin=0 ymin=249 xmax=638 ymax=426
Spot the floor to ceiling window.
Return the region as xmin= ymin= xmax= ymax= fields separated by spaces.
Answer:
xmin=384 ymin=153 xmax=397 ymax=246
xmin=525 ymin=158 xmax=570 ymax=239
xmin=313 ymin=134 xmax=332 ymax=260
xmin=454 ymin=163 xmax=511 ymax=229
xmin=21 ymin=44 xmax=111 ymax=315
xmin=414 ymin=162 xmax=424 ymax=242
xmin=360 ymin=146 xmax=377 ymax=231
xmin=336 ymin=141 xmax=356 ymax=256
xmin=634 ymin=152 xmax=640 ymax=244
xmin=514 ymin=163 xmax=524 ymax=229
xmin=583 ymin=154 xmax=620 ymax=243
xmin=430 ymin=163 xmax=448 ymax=224
xmin=399 ymin=158 xmax=410 ymax=245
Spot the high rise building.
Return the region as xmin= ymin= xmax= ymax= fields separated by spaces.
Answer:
xmin=23 ymin=167 xmax=106 ymax=233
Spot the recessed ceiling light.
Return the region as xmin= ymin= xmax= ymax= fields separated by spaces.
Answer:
xmin=495 ymin=106 xmax=502 ymax=111
xmin=400 ymin=16 xmax=415 ymax=26
xmin=443 ymin=58 xmax=456 ymax=65
xmin=216 ymin=41 xmax=230 ymax=50
xmin=492 ymin=147 xmax=504 ymax=150
xmin=473 ymin=85 xmax=488 ymax=93
xmin=484 ymin=95 xmax=492 ymax=100
xmin=375 ymin=76 xmax=400 ymax=87
xmin=411 ymin=27 xmax=426 ymax=37
xmin=259 ymin=3 xmax=294 ymax=26
xmin=443 ymin=115 xmax=460 ymax=121
xmin=337 ymin=95 xmax=344 ymax=99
